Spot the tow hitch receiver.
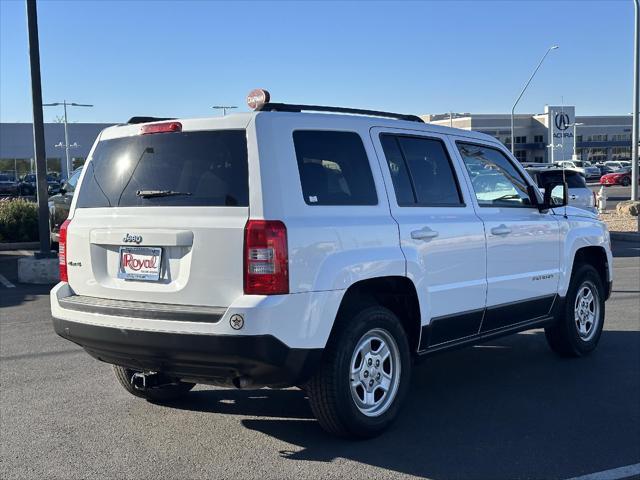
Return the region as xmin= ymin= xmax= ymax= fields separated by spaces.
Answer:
xmin=131 ymin=372 xmax=176 ymax=391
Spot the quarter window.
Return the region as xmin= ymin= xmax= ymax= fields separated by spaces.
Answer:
xmin=457 ymin=142 xmax=533 ymax=208
xmin=380 ymin=134 xmax=463 ymax=206
xmin=293 ymin=131 xmax=377 ymax=206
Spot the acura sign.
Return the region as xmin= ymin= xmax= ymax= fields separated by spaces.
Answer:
xmin=546 ymin=105 xmax=575 ymax=162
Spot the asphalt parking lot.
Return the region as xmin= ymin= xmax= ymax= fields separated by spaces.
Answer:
xmin=1 ymin=242 xmax=639 ymax=480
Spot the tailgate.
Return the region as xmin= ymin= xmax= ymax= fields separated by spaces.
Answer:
xmin=66 ymin=207 xmax=247 ymax=308
xmin=64 ymin=125 xmax=251 ymax=308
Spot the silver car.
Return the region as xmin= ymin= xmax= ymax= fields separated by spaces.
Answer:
xmin=527 ymin=168 xmax=597 ymax=214
xmin=555 ymin=161 xmax=601 ymax=180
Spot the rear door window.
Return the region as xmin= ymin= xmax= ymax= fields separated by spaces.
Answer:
xmin=293 ymin=131 xmax=377 ymax=206
xmin=380 ymin=134 xmax=463 ymax=206
xmin=76 ymin=130 xmax=249 ymax=208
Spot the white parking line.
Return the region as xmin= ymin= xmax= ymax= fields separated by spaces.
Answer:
xmin=0 ymin=273 xmax=16 ymax=288
xmin=565 ymin=463 xmax=640 ymax=480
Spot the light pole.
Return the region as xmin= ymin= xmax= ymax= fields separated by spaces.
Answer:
xmin=632 ymin=0 xmax=639 ymax=205
xmin=211 ymin=105 xmax=237 ymax=116
xmin=569 ymin=122 xmax=584 ymax=159
xmin=547 ymin=143 xmax=562 ymax=164
xmin=26 ymin=0 xmax=53 ymax=256
xmin=43 ymin=101 xmax=93 ymax=179
xmin=511 ymin=45 xmax=559 ymax=154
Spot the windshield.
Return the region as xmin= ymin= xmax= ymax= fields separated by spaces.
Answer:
xmin=76 ymin=130 xmax=249 ymax=208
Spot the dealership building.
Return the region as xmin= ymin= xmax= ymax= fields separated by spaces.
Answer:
xmin=423 ymin=105 xmax=633 ymax=164
xmin=0 ymin=122 xmax=112 ymax=179
xmin=0 ymin=106 xmax=634 ymax=178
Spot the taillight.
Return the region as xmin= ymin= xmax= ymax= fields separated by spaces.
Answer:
xmin=58 ymin=219 xmax=71 ymax=282
xmin=140 ymin=121 xmax=182 ymax=135
xmin=244 ymin=220 xmax=288 ymax=295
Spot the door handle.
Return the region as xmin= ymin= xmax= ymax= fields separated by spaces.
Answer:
xmin=411 ymin=228 xmax=439 ymax=241
xmin=570 ymin=194 xmax=578 ymax=200
xmin=491 ymin=224 xmax=512 ymax=236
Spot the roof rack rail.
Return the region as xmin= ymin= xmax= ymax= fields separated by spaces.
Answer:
xmin=255 ymin=103 xmax=424 ymax=123
xmin=127 ymin=116 xmax=175 ymax=125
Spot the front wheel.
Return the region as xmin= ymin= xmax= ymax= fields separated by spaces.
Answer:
xmin=620 ymin=176 xmax=631 ymax=187
xmin=545 ymin=264 xmax=605 ymax=357
xmin=305 ymin=306 xmax=411 ymax=438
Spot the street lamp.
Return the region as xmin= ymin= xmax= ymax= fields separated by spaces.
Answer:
xmin=43 ymin=101 xmax=93 ymax=179
xmin=211 ymin=105 xmax=237 ymax=116
xmin=547 ymin=143 xmax=562 ymax=164
xmin=511 ymin=45 xmax=559 ymax=154
xmin=568 ymin=122 xmax=584 ymax=159
xmin=632 ymin=0 xmax=639 ymax=205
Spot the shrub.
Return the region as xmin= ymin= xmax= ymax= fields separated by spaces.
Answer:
xmin=0 ymin=198 xmax=40 ymax=242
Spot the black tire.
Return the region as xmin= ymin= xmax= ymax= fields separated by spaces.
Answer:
xmin=305 ymin=306 xmax=411 ymax=439
xmin=545 ymin=264 xmax=605 ymax=357
xmin=621 ymin=176 xmax=631 ymax=187
xmin=112 ymin=365 xmax=195 ymax=402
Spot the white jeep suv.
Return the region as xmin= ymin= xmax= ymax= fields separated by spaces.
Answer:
xmin=51 ymin=98 xmax=613 ymax=438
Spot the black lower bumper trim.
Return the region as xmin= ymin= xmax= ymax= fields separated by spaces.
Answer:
xmin=53 ymin=317 xmax=321 ymax=387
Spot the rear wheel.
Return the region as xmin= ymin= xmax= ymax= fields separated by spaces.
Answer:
xmin=545 ymin=264 xmax=605 ymax=357
xmin=620 ymin=176 xmax=631 ymax=187
xmin=305 ymin=306 xmax=411 ymax=438
xmin=112 ymin=365 xmax=195 ymax=402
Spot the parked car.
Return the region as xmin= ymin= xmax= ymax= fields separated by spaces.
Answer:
xmin=48 ymin=167 xmax=83 ymax=244
xmin=527 ymin=167 xmax=597 ymax=214
xmin=600 ymin=167 xmax=638 ymax=187
xmin=601 ymin=161 xmax=629 ymax=174
xmin=554 ymin=161 xmax=601 ymax=180
xmin=19 ymin=173 xmax=62 ymax=196
xmin=51 ymin=95 xmax=613 ymax=439
xmin=0 ymin=172 xmax=20 ymax=196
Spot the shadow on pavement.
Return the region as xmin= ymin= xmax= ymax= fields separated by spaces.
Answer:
xmin=171 ymin=330 xmax=639 ymax=480
xmin=0 ymin=283 xmax=53 ymax=309
xmin=612 ymin=239 xmax=640 ymax=258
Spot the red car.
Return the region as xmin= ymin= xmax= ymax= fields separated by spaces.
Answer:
xmin=599 ymin=168 xmax=637 ymax=187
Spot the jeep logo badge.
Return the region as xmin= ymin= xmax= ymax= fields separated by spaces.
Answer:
xmin=122 ymin=233 xmax=143 ymax=244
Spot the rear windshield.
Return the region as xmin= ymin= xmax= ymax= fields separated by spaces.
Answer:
xmin=532 ymin=170 xmax=587 ymax=189
xmin=76 ymin=130 xmax=248 ymax=208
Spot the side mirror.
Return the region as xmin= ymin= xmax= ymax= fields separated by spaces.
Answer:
xmin=541 ymin=181 xmax=568 ymax=211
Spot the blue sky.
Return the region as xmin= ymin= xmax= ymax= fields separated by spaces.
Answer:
xmin=0 ymin=0 xmax=635 ymax=123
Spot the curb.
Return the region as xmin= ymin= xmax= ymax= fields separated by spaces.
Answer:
xmin=0 ymin=242 xmax=39 ymax=251
xmin=611 ymin=231 xmax=640 ymax=243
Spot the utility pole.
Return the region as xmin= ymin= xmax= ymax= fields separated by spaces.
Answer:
xmin=211 ymin=105 xmax=237 ymax=116
xmin=43 ymin=101 xmax=93 ymax=179
xmin=25 ymin=0 xmax=52 ymax=256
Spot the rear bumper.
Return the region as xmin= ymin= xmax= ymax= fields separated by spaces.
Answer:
xmin=50 ymin=282 xmax=344 ymax=386
xmin=53 ymin=316 xmax=322 ymax=387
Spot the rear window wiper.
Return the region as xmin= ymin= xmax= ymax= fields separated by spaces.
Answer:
xmin=136 ymin=189 xmax=192 ymax=198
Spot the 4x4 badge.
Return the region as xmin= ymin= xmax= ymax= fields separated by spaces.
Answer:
xmin=122 ymin=233 xmax=143 ymax=244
